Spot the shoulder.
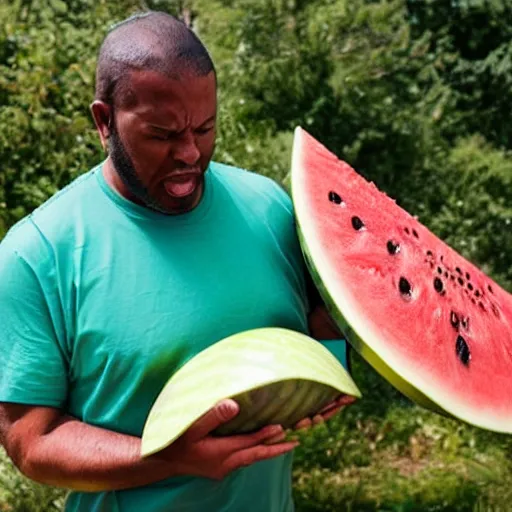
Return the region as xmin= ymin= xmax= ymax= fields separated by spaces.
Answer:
xmin=210 ymin=161 xmax=302 ymax=257
xmin=29 ymin=168 xmax=99 ymax=229
xmin=210 ymin=161 xmax=293 ymax=216
xmin=1 ymin=166 xmax=101 ymax=260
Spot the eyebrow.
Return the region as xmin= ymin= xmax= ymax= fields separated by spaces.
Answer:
xmin=147 ymin=115 xmax=216 ymax=132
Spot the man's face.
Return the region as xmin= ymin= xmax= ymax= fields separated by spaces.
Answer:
xmin=103 ymin=69 xmax=217 ymax=215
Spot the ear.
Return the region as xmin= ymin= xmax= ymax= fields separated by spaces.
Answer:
xmin=90 ymin=101 xmax=113 ymax=151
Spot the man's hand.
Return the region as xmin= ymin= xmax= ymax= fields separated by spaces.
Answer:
xmin=0 ymin=400 xmax=297 ymax=492
xmin=262 ymin=394 xmax=357 ymax=444
xmin=159 ymin=399 xmax=299 ymax=481
xmin=293 ymin=394 xmax=356 ymax=431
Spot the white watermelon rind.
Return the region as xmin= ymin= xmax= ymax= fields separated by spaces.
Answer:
xmin=291 ymin=126 xmax=512 ymax=434
xmin=140 ymin=327 xmax=362 ymax=457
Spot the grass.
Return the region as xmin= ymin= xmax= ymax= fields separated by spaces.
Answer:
xmin=293 ymin=354 xmax=512 ymax=512
xmin=1 ymin=353 xmax=511 ymax=511
xmin=0 ymin=453 xmax=65 ymax=512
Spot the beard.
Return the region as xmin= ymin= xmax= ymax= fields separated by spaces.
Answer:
xmin=108 ymin=122 xmax=169 ymax=214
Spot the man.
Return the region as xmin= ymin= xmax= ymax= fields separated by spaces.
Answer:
xmin=0 ymin=11 xmax=353 ymax=511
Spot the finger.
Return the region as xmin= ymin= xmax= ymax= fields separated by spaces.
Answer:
xmin=318 ymin=401 xmax=339 ymax=415
xmin=320 ymin=395 xmax=357 ymax=422
xmin=186 ymin=399 xmax=240 ymax=441
xmin=225 ymin=440 xmax=299 ymax=472
xmin=322 ymin=406 xmax=344 ymax=422
xmin=294 ymin=417 xmax=312 ymax=430
xmin=263 ymin=430 xmax=287 ymax=445
xmin=312 ymin=414 xmax=324 ymax=425
xmin=213 ymin=424 xmax=285 ymax=452
xmin=318 ymin=395 xmax=356 ymax=416
xmin=337 ymin=395 xmax=357 ymax=407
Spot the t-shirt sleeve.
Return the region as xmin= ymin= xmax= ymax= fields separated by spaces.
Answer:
xmin=0 ymin=239 xmax=68 ymax=407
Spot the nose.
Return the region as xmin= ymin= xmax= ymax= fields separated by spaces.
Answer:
xmin=173 ymin=130 xmax=200 ymax=166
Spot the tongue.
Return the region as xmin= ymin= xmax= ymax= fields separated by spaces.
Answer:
xmin=164 ymin=177 xmax=197 ymax=198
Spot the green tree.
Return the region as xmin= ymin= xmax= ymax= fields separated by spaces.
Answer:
xmin=407 ymin=0 xmax=512 ymax=148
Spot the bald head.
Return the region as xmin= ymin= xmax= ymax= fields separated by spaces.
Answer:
xmin=95 ymin=11 xmax=215 ymax=107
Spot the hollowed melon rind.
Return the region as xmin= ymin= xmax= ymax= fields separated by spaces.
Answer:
xmin=141 ymin=327 xmax=361 ymax=457
xmin=214 ymin=379 xmax=338 ymax=436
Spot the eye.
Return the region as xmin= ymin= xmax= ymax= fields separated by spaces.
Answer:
xmin=195 ymin=125 xmax=214 ymax=135
xmin=150 ymin=131 xmax=176 ymax=141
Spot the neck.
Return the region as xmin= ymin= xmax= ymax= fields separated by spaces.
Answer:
xmin=102 ymin=158 xmax=142 ymax=205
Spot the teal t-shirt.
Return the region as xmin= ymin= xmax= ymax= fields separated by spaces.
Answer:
xmin=0 ymin=161 xmax=347 ymax=511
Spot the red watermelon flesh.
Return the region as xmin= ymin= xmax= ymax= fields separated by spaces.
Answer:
xmin=291 ymin=127 xmax=512 ymax=433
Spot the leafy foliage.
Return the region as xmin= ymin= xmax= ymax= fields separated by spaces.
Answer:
xmin=292 ymin=354 xmax=512 ymax=511
xmin=0 ymin=448 xmax=65 ymax=511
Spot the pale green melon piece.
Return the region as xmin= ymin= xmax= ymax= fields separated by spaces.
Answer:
xmin=141 ymin=328 xmax=361 ymax=457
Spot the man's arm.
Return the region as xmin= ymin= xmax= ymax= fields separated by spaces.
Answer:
xmin=308 ymin=303 xmax=345 ymax=341
xmin=304 ymin=259 xmax=346 ymax=341
xmin=0 ymin=400 xmax=297 ymax=492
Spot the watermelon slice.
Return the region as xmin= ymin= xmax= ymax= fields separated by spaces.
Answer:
xmin=291 ymin=127 xmax=512 ymax=433
xmin=141 ymin=328 xmax=361 ymax=457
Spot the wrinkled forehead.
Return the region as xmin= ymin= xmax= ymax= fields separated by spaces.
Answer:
xmin=120 ymin=69 xmax=217 ymax=125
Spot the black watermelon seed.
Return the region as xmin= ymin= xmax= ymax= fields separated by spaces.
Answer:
xmin=437 ymin=267 xmax=443 ymax=275
xmin=458 ymin=277 xmax=464 ymax=286
xmin=440 ymin=255 xmax=444 ymax=262
xmin=450 ymin=311 xmax=459 ymax=329
xmin=412 ymin=229 xmax=419 ymax=238
xmin=444 ymin=271 xmax=449 ymax=278
xmin=456 ymin=267 xmax=462 ymax=274
xmin=471 ymin=298 xmax=476 ymax=304
xmin=387 ymin=240 xmax=401 ymax=255
xmin=399 ymin=277 xmax=412 ymax=296
xmin=427 ymin=250 xmax=433 ymax=257
xmin=351 ymin=216 xmax=365 ymax=231
xmin=488 ymin=284 xmax=494 ymax=294
xmin=434 ymin=278 xmax=444 ymax=293
xmin=328 ymin=191 xmax=343 ymax=204
xmin=475 ymin=290 xmax=481 ymax=298
xmin=456 ymin=335 xmax=471 ymax=366
xmin=465 ymin=272 xmax=471 ymax=280
xmin=467 ymin=283 xmax=474 ymax=291
xmin=404 ymin=227 xmax=410 ymax=235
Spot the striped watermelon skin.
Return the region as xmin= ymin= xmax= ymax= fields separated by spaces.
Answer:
xmin=291 ymin=126 xmax=512 ymax=434
xmin=141 ymin=328 xmax=361 ymax=457
xmin=214 ymin=379 xmax=337 ymax=435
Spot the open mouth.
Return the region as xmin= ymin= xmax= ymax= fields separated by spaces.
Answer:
xmin=163 ymin=171 xmax=201 ymax=198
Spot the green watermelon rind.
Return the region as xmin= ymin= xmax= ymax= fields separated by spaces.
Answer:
xmin=290 ymin=126 xmax=512 ymax=433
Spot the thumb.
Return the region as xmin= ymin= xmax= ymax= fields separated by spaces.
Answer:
xmin=186 ymin=399 xmax=240 ymax=441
